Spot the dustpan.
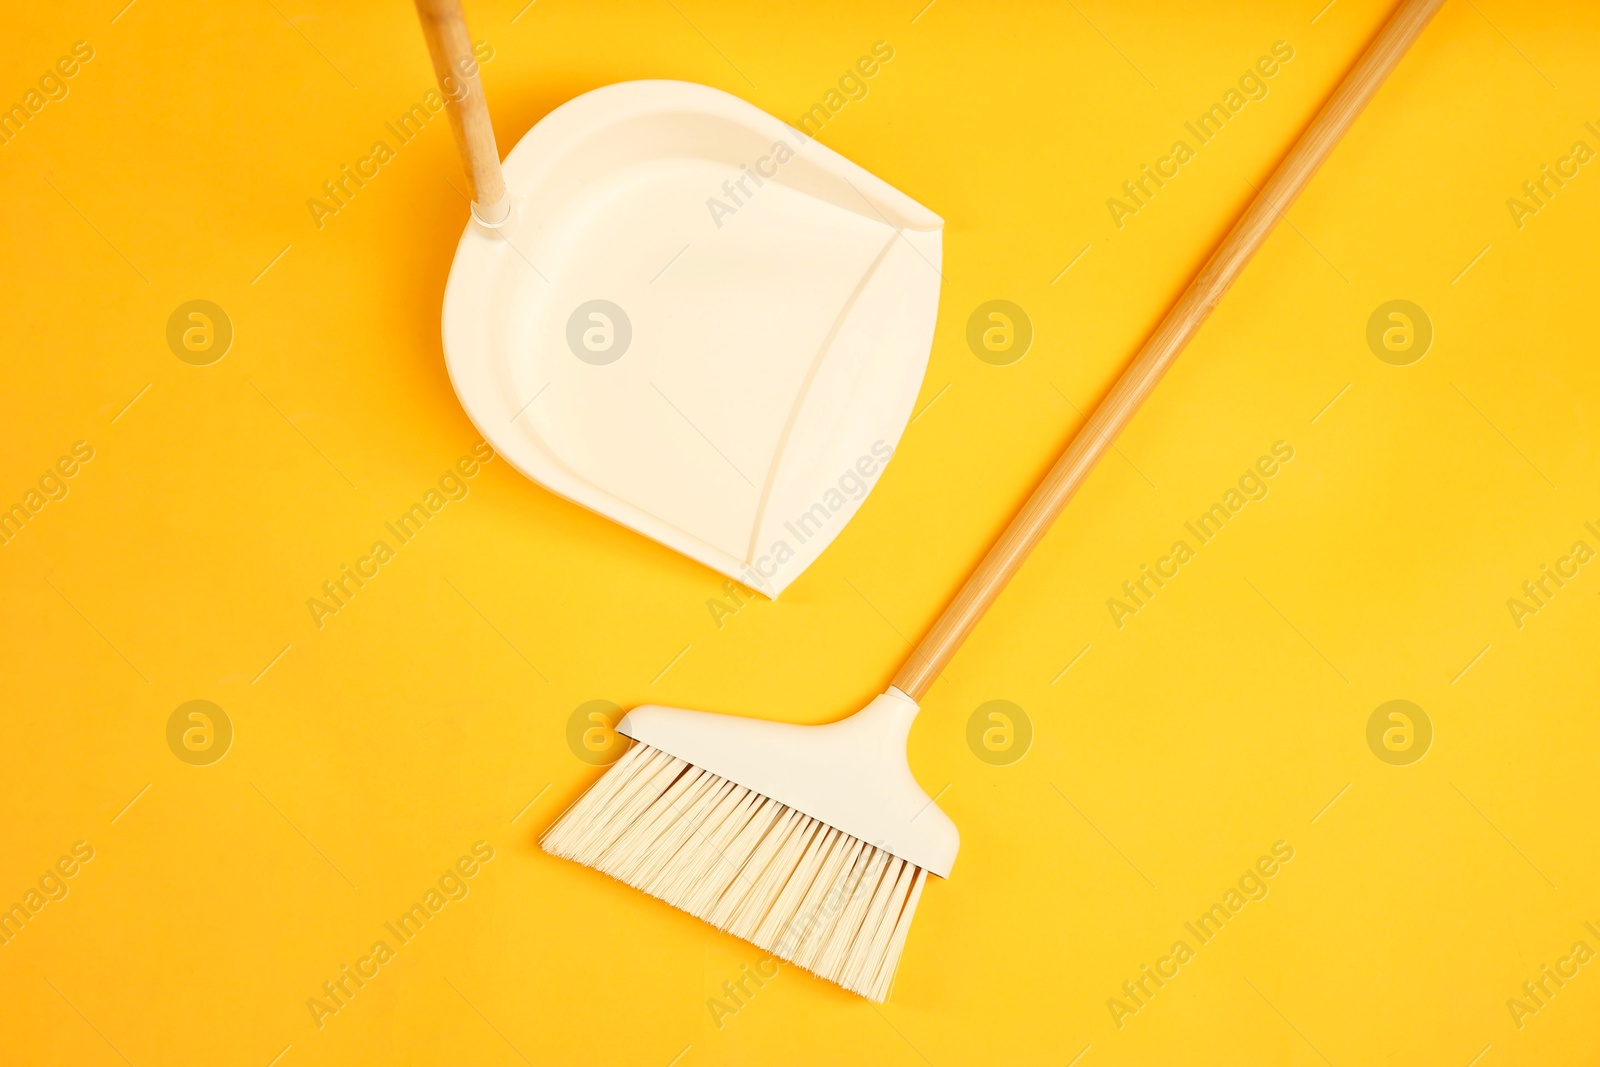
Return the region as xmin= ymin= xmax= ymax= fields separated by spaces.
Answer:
xmin=417 ymin=3 xmax=943 ymax=597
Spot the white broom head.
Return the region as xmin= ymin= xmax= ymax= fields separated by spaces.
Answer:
xmin=541 ymin=689 xmax=959 ymax=1002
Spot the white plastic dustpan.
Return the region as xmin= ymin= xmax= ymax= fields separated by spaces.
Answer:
xmin=416 ymin=7 xmax=942 ymax=597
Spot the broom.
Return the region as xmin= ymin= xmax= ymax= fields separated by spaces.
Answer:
xmin=542 ymin=0 xmax=1445 ymax=1002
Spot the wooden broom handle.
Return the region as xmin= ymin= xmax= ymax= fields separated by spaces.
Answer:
xmin=892 ymin=0 xmax=1444 ymax=701
xmin=414 ymin=0 xmax=507 ymax=219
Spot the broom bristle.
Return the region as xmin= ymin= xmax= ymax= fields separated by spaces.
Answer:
xmin=541 ymin=743 xmax=930 ymax=1002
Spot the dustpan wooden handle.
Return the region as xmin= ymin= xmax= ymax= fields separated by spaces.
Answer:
xmin=413 ymin=0 xmax=508 ymax=222
xmin=891 ymin=0 xmax=1445 ymax=701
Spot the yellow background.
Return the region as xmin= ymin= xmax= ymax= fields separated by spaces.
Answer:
xmin=4 ymin=0 xmax=1598 ymax=1063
